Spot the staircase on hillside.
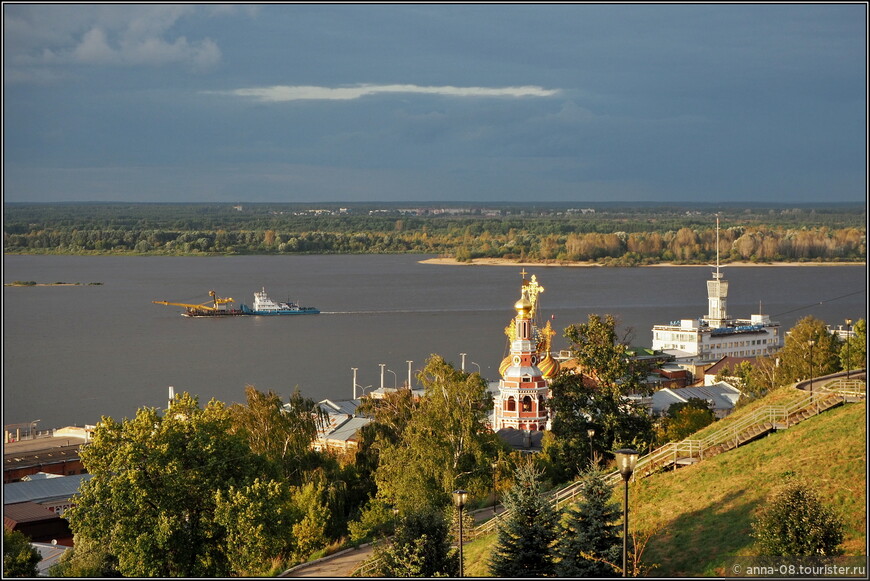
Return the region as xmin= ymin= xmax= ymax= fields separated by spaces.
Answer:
xmin=472 ymin=374 xmax=865 ymax=537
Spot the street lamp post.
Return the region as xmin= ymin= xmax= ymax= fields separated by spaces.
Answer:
xmin=491 ymin=461 xmax=499 ymax=516
xmin=615 ymin=449 xmax=639 ymax=577
xmin=845 ymin=319 xmax=852 ymax=379
xmin=808 ymin=340 xmax=816 ymax=414
xmin=387 ymin=369 xmax=397 ymax=389
xmin=587 ymin=428 xmax=596 ymax=468
xmin=30 ymin=419 xmax=41 ymax=440
xmin=471 ymin=361 xmax=482 ymax=375
xmin=453 ymin=490 xmax=468 ymax=577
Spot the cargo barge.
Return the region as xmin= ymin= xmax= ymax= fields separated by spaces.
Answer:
xmin=153 ymin=289 xmax=319 ymax=317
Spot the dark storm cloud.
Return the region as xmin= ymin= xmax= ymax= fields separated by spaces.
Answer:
xmin=2 ymin=3 xmax=865 ymax=203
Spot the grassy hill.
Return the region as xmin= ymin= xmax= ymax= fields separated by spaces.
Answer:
xmin=463 ymin=397 xmax=865 ymax=577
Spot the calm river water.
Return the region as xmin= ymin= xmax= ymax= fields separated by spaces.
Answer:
xmin=3 ymin=254 xmax=866 ymax=430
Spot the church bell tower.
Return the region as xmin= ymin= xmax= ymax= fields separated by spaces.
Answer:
xmin=493 ymin=272 xmax=559 ymax=432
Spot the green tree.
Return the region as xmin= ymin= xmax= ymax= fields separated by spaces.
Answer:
xmin=347 ymin=498 xmax=398 ymax=543
xmin=656 ymin=398 xmax=716 ymax=443
xmin=290 ymin=478 xmax=332 ymax=562
xmin=776 ymin=316 xmax=841 ymax=384
xmin=47 ymin=535 xmax=121 ymax=577
xmin=370 ymin=508 xmax=459 ymax=577
xmin=213 ymin=478 xmax=297 ymax=575
xmin=227 ymin=385 xmax=322 ymax=485
xmin=488 ymin=460 xmax=558 ymax=577
xmin=375 ymin=355 xmax=503 ymax=512
xmin=751 ymin=479 xmax=844 ymax=557
xmin=64 ymin=392 xmax=273 ymax=577
xmin=547 ymin=314 xmax=655 ymax=480
xmin=840 ymin=318 xmax=866 ymax=373
xmin=724 ymin=358 xmax=783 ymax=402
xmin=3 ymin=529 xmax=40 ymax=578
xmin=553 ymin=470 xmax=622 ymax=577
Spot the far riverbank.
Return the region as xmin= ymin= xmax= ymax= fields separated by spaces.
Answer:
xmin=419 ymin=257 xmax=866 ymax=268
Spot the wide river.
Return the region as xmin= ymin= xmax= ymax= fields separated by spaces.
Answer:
xmin=3 ymin=254 xmax=866 ymax=431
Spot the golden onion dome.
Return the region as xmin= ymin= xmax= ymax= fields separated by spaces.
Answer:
xmin=499 ymin=355 xmax=512 ymax=377
xmin=538 ymin=353 xmax=560 ymax=379
xmin=514 ymin=294 xmax=532 ymax=315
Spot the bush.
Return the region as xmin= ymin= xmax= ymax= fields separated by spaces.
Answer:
xmin=4 ymin=529 xmax=41 ymax=578
xmin=751 ymin=479 xmax=844 ymax=557
xmin=369 ymin=508 xmax=458 ymax=577
xmin=347 ymin=499 xmax=397 ymax=543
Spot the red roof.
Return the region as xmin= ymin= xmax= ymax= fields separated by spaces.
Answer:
xmin=4 ymin=501 xmax=60 ymax=529
xmin=704 ymin=356 xmax=758 ymax=377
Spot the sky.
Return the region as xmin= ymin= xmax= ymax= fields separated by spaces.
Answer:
xmin=2 ymin=3 xmax=867 ymax=204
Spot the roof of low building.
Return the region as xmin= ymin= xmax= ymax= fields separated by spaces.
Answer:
xmin=324 ymin=417 xmax=372 ymax=444
xmin=3 ymin=474 xmax=92 ymax=505
xmin=315 ymin=398 xmax=360 ymax=416
xmin=704 ymin=356 xmax=759 ymax=377
xmin=496 ymin=428 xmax=543 ymax=452
xmin=4 ymin=501 xmax=60 ymax=528
xmin=32 ymin=542 xmax=72 ymax=575
xmin=651 ymin=382 xmax=741 ymax=414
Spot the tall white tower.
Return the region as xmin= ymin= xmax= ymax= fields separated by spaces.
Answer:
xmin=705 ymin=217 xmax=728 ymax=328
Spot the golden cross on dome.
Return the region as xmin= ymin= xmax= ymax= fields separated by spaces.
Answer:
xmin=504 ymin=321 xmax=517 ymax=342
xmin=526 ymin=274 xmax=544 ymax=318
xmin=539 ymin=320 xmax=555 ymax=352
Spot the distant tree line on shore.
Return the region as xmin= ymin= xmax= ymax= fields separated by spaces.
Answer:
xmin=3 ymin=202 xmax=865 ymax=264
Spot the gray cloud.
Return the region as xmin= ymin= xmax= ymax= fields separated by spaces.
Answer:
xmin=3 ymin=5 xmax=223 ymax=82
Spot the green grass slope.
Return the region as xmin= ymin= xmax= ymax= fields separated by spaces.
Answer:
xmin=463 ymin=399 xmax=865 ymax=577
xmin=635 ymin=400 xmax=865 ymax=576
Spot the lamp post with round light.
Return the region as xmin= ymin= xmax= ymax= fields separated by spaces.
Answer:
xmin=845 ymin=319 xmax=852 ymax=379
xmin=453 ymin=490 xmax=468 ymax=577
xmin=587 ymin=427 xmax=596 ymax=468
xmin=30 ymin=419 xmax=41 ymax=440
xmin=807 ymin=340 xmax=816 ymax=413
xmin=491 ymin=461 xmax=501 ymax=517
xmin=615 ymin=449 xmax=639 ymax=577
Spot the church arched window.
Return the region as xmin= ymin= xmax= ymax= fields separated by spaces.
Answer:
xmin=522 ymin=395 xmax=532 ymax=412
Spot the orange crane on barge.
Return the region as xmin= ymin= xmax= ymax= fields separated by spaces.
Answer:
xmin=152 ymin=291 xmax=242 ymax=317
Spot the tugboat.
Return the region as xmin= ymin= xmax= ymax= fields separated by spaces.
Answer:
xmin=240 ymin=288 xmax=320 ymax=315
xmin=153 ymin=289 xmax=319 ymax=317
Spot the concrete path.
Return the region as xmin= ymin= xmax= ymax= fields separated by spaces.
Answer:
xmin=280 ymin=505 xmax=503 ymax=577
xmin=281 ymin=544 xmax=375 ymax=577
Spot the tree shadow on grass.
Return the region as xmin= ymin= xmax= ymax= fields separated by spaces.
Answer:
xmin=643 ymin=489 xmax=761 ymax=576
